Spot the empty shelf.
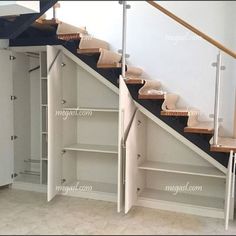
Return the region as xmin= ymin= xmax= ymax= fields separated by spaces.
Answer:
xmin=63 ymin=107 xmax=118 ymax=112
xmin=139 ymin=188 xmax=224 ymax=210
xmin=64 ymin=143 xmax=118 ymax=154
xmin=138 ymin=161 xmax=225 ymax=179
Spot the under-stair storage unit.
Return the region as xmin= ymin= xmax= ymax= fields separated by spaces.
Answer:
xmin=47 ymin=46 xmax=119 ymax=203
xmin=120 ymin=78 xmax=234 ymax=228
xmin=0 ymin=47 xmax=48 ymax=192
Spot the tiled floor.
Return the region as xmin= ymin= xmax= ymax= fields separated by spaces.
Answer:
xmin=0 ymin=187 xmax=236 ymax=235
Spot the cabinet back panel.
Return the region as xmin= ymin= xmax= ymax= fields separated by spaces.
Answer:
xmin=146 ymin=118 xmax=213 ymax=167
xmin=77 ymin=113 xmax=118 ymax=146
xmin=76 ymin=153 xmax=118 ymax=184
xmin=13 ymin=53 xmax=31 ymax=174
xmin=30 ymin=57 xmax=40 ymax=162
xmin=77 ymin=66 xmax=118 ymax=109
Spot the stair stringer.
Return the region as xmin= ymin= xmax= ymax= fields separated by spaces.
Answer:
xmin=134 ymin=101 xmax=227 ymax=174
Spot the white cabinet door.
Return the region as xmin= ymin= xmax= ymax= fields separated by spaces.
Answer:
xmin=118 ymin=76 xmax=137 ymax=213
xmin=125 ymin=111 xmax=139 ymax=214
xmin=225 ymin=151 xmax=233 ymax=230
xmin=47 ymin=46 xmax=63 ymax=201
xmin=0 ymin=50 xmax=14 ymax=186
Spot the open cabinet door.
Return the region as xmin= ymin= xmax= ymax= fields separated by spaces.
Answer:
xmin=0 ymin=50 xmax=14 ymax=186
xmin=224 ymin=151 xmax=233 ymax=230
xmin=118 ymin=76 xmax=137 ymax=213
xmin=47 ymin=46 xmax=63 ymax=201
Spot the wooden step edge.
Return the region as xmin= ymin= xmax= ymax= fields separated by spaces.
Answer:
xmin=77 ymin=48 xmax=101 ymax=54
xmin=36 ymin=18 xmax=59 ymax=25
xmin=138 ymin=94 xmax=165 ymax=100
xmin=210 ymin=145 xmax=236 ymax=153
xmin=184 ymin=127 xmax=214 ymax=134
xmin=97 ymin=63 xmax=122 ymax=69
xmin=161 ymin=110 xmax=189 ymax=117
xmin=58 ymin=33 xmax=81 ymax=40
xmin=125 ymin=78 xmax=145 ymax=85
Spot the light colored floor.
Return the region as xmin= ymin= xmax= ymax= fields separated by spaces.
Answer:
xmin=0 ymin=187 xmax=236 ymax=235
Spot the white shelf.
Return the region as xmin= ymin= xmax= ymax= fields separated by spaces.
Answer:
xmin=63 ymin=107 xmax=119 ymax=113
xmin=138 ymin=161 xmax=226 ymax=179
xmin=42 ymin=104 xmax=48 ymax=107
xmin=64 ymin=143 xmax=118 ymax=154
xmin=41 ymin=158 xmax=48 ymax=161
xmin=42 ymin=132 xmax=48 ymax=135
xmin=139 ymin=188 xmax=224 ymax=210
xmin=41 ymin=77 xmax=47 ymax=80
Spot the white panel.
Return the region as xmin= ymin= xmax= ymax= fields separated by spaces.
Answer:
xmin=0 ymin=50 xmax=13 ymax=186
xmin=12 ymin=52 xmax=31 ymax=176
xmin=125 ymin=112 xmax=139 ymax=213
xmin=30 ymin=57 xmax=40 ymax=167
xmin=0 ymin=1 xmax=39 ymax=16
xmin=225 ymin=152 xmax=233 ymax=230
xmin=77 ymin=66 xmax=118 ymax=109
xmin=118 ymin=77 xmax=136 ymax=212
xmin=47 ymin=46 xmax=63 ymax=201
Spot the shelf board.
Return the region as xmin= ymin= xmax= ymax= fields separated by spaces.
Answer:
xmin=139 ymin=188 xmax=224 ymax=210
xmin=138 ymin=161 xmax=225 ymax=179
xmin=63 ymin=107 xmax=119 ymax=113
xmin=42 ymin=104 xmax=48 ymax=107
xmin=41 ymin=158 xmax=48 ymax=161
xmin=64 ymin=143 xmax=118 ymax=154
xmin=42 ymin=132 xmax=48 ymax=135
xmin=41 ymin=77 xmax=47 ymax=80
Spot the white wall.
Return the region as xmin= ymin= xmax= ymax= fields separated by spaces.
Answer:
xmin=55 ymin=1 xmax=236 ymax=136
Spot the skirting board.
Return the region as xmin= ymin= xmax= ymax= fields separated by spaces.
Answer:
xmin=59 ymin=191 xmax=117 ymax=203
xmin=136 ymin=198 xmax=225 ymax=219
xmin=12 ymin=181 xmax=47 ymax=193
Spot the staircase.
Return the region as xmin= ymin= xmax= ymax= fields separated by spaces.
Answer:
xmin=6 ymin=2 xmax=236 ymax=169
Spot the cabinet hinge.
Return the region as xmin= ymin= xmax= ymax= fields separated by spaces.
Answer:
xmin=11 ymin=135 xmax=18 ymax=141
xmin=9 ymin=55 xmax=16 ymax=60
xmin=11 ymin=173 xmax=18 ymax=179
xmin=10 ymin=95 xmax=17 ymax=101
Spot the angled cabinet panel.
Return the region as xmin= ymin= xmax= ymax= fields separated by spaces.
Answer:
xmin=0 ymin=50 xmax=13 ymax=186
xmin=47 ymin=46 xmax=63 ymax=201
xmin=118 ymin=76 xmax=136 ymax=212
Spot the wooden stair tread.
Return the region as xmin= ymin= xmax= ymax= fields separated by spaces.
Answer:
xmin=125 ymin=78 xmax=145 ymax=85
xmin=36 ymin=19 xmax=59 ymax=25
xmin=97 ymin=63 xmax=122 ymax=69
xmin=77 ymin=48 xmax=100 ymax=54
xmin=161 ymin=109 xmax=197 ymax=117
xmin=139 ymin=94 xmax=165 ymax=100
xmin=210 ymin=137 xmax=236 ymax=153
xmin=184 ymin=122 xmax=214 ymax=134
